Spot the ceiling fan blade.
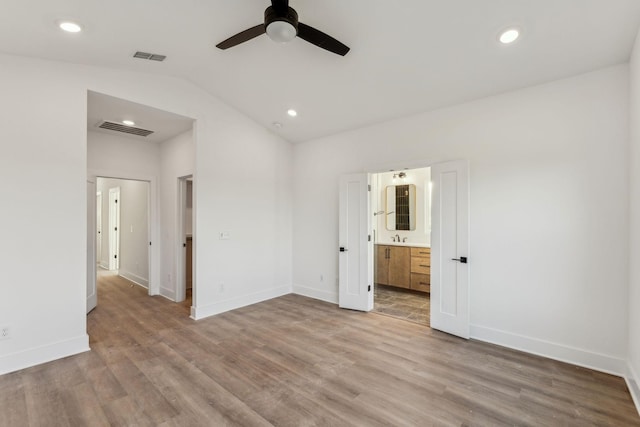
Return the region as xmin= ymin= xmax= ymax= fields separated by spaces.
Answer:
xmin=271 ymin=0 xmax=289 ymax=14
xmin=297 ymin=22 xmax=350 ymax=56
xmin=216 ymin=24 xmax=265 ymax=50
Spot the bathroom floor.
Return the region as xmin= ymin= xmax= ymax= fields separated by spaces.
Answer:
xmin=373 ymin=284 xmax=430 ymax=326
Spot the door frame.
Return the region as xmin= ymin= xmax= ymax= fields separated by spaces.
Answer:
xmin=88 ymin=170 xmax=159 ymax=296
xmin=176 ymin=175 xmax=195 ymax=305
xmin=366 ymin=159 xmax=470 ymax=335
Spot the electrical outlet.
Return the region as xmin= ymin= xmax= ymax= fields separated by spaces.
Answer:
xmin=320 ymin=274 xmax=324 ymax=282
xmin=219 ymin=283 xmax=225 ymax=292
xmin=0 ymin=325 xmax=10 ymax=340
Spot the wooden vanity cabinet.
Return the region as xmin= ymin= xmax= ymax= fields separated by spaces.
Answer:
xmin=375 ymin=245 xmax=410 ymax=289
xmin=410 ymin=247 xmax=431 ymax=293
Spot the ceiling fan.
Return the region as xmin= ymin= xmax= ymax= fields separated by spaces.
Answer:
xmin=216 ymin=0 xmax=350 ymax=56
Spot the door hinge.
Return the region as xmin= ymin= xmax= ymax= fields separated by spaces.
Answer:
xmin=368 ymin=285 xmax=371 ymax=292
xmin=183 ymin=243 xmax=187 ymax=248
xmin=368 ymin=234 xmax=371 ymax=242
xmin=115 ymin=227 xmax=117 ymax=231
xmin=115 ymin=199 xmax=118 ymax=203
xmin=149 ymin=241 xmax=152 ymax=246
xmin=114 ymin=254 xmax=117 ymax=259
xmin=368 ymin=184 xmax=371 ymax=191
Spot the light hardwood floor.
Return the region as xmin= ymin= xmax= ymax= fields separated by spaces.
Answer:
xmin=1 ymin=273 xmax=639 ymax=426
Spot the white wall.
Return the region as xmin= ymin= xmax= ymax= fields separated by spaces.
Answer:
xmin=159 ymin=130 xmax=194 ymax=301
xmin=97 ymin=178 xmax=150 ymax=286
xmin=293 ymin=65 xmax=630 ymax=375
xmin=0 ymin=52 xmax=293 ymax=375
xmin=628 ymin=27 xmax=640 ymax=406
xmin=374 ymin=168 xmax=431 ymax=246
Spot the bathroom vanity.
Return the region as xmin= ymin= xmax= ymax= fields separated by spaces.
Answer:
xmin=375 ymin=244 xmax=431 ymax=293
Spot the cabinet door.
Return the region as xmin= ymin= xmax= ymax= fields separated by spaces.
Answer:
xmin=375 ymin=245 xmax=389 ymax=285
xmin=389 ymin=246 xmax=411 ymax=289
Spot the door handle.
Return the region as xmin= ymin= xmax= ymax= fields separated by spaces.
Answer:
xmin=451 ymin=257 xmax=468 ymax=264
xmin=339 ymin=247 xmax=348 ymax=252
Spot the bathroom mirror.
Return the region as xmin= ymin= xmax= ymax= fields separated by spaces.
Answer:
xmin=385 ymin=184 xmax=416 ymax=231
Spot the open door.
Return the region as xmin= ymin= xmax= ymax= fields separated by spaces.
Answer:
xmin=108 ymin=187 xmax=120 ymax=270
xmin=430 ymin=160 xmax=470 ymax=338
xmin=86 ymin=179 xmax=97 ymax=313
xmin=339 ymin=173 xmax=373 ymax=311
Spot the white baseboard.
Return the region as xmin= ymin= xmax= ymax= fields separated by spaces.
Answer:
xmin=159 ymin=286 xmax=176 ymax=301
xmin=626 ymin=363 xmax=640 ymax=416
xmin=470 ymin=324 xmax=627 ymax=377
xmin=0 ymin=334 xmax=90 ymax=376
xmin=292 ymin=284 xmax=338 ymax=304
xmin=98 ymin=263 xmax=109 ymax=270
xmin=118 ymin=271 xmax=149 ymax=289
xmin=192 ymin=285 xmax=292 ymax=320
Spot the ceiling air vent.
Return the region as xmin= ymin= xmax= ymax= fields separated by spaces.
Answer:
xmin=133 ymin=51 xmax=166 ymax=62
xmin=97 ymin=120 xmax=154 ymax=137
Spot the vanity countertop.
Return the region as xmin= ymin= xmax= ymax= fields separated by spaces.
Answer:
xmin=376 ymin=242 xmax=430 ymax=248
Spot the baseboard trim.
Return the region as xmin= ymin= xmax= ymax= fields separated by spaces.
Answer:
xmin=119 ymin=271 xmax=149 ymax=289
xmin=470 ymin=324 xmax=627 ymax=377
xmin=292 ymin=284 xmax=338 ymax=304
xmin=0 ymin=334 xmax=90 ymax=376
xmin=159 ymin=287 xmax=176 ymax=301
xmin=192 ymin=285 xmax=292 ymax=320
xmin=626 ymin=363 xmax=640 ymax=416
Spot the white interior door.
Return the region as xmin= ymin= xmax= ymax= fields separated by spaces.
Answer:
xmin=87 ymin=179 xmax=97 ymax=313
xmin=108 ymin=187 xmax=120 ymax=271
xmin=430 ymin=160 xmax=470 ymax=338
xmin=96 ymin=191 xmax=102 ymax=265
xmin=339 ymin=173 xmax=373 ymax=311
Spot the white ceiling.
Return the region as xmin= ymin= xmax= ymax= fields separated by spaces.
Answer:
xmin=3 ymin=0 xmax=640 ymax=143
xmin=87 ymin=91 xmax=193 ymax=143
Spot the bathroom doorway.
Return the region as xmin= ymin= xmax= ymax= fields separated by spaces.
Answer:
xmin=371 ymin=167 xmax=432 ymax=326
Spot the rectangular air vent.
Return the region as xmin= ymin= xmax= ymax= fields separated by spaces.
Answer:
xmin=133 ymin=51 xmax=166 ymax=62
xmin=97 ymin=121 xmax=154 ymax=137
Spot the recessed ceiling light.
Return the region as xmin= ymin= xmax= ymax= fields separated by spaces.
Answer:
xmin=287 ymin=109 xmax=298 ymax=117
xmin=499 ymin=28 xmax=520 ymax=44
xmin=59 ymin=21 xmax=82 ymax=33
xmin=122 ymin=120 xmax=135 ymax=126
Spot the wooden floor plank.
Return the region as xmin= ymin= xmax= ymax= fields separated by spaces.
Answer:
xmin=1 ymin=271 xmax=638 ymax=426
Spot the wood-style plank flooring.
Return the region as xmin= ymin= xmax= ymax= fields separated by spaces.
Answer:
xmin=1 ymin=273 xmax=639 ymax=426
xmin=374 ymin=284 xmax=429 ymax=326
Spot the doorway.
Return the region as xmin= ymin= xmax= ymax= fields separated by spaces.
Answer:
xmin=98 ymin=178 xmax=151 ymax=289
xmin=177 ymin=175 xmax=195 ymax=306
xmin=338 ymin=160 xmax=470 ymax=339
xmin=371 ymin=167 xmax=432 ymax=326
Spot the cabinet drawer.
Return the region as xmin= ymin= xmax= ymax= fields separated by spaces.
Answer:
xmin=410 ymin=247 xmax=431 ymax=258
xmin=411 ymin=273 xmax=430 ymax=293
xmin=411 ymin=257 xmax=430 ymax=274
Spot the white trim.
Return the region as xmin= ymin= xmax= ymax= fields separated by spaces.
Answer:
xmin=470 ymin=324 xmax=627 ymax=376
xmin=160 ymin=286 xmax=177 ymax=301
xmin=0 ymin=334 xmax=89 ymax=375
xmin=293 ymin=284 xmax=338 ymax=304
xmin=118 ymin=271 xmax=149 ymax=289
xmin=626 ymin=363 xmax=640 ymax=416
xmin=192 ymin=285 xmax=291 ymax=320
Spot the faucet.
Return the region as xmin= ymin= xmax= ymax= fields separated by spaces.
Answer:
xmin=395 ymin=234 xmax=400 ymax=242
xmin=402 ymin=237 xmax=407 ymax=243
xmin=391 ymin=236 xmax=396 ymax=242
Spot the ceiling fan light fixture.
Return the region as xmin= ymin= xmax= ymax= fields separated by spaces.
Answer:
xmin=266 ymin=20 xmax=297 ymax=43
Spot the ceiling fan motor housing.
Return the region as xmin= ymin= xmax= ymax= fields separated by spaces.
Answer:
xmin=265 ymin=5 xmax=299 ymax=41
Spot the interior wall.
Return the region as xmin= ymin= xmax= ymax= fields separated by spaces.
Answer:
xmin=0 ymin=52 xmax=293 ymax=375
xmin=375 ymin=168 xmax=431 ymax=246
xmin=96 ymin=178 xmax=150 ymax=286
xmin=159 ymin=129 xmax=194 ymax=301
xmin=628 ymin=26 xmax=640 ymax=403
xmin=292 ymin=64 xmax=630 ymax=375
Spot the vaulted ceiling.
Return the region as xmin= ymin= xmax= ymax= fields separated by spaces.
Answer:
xmin=2 ymin=0 xmax=640 ymax=142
